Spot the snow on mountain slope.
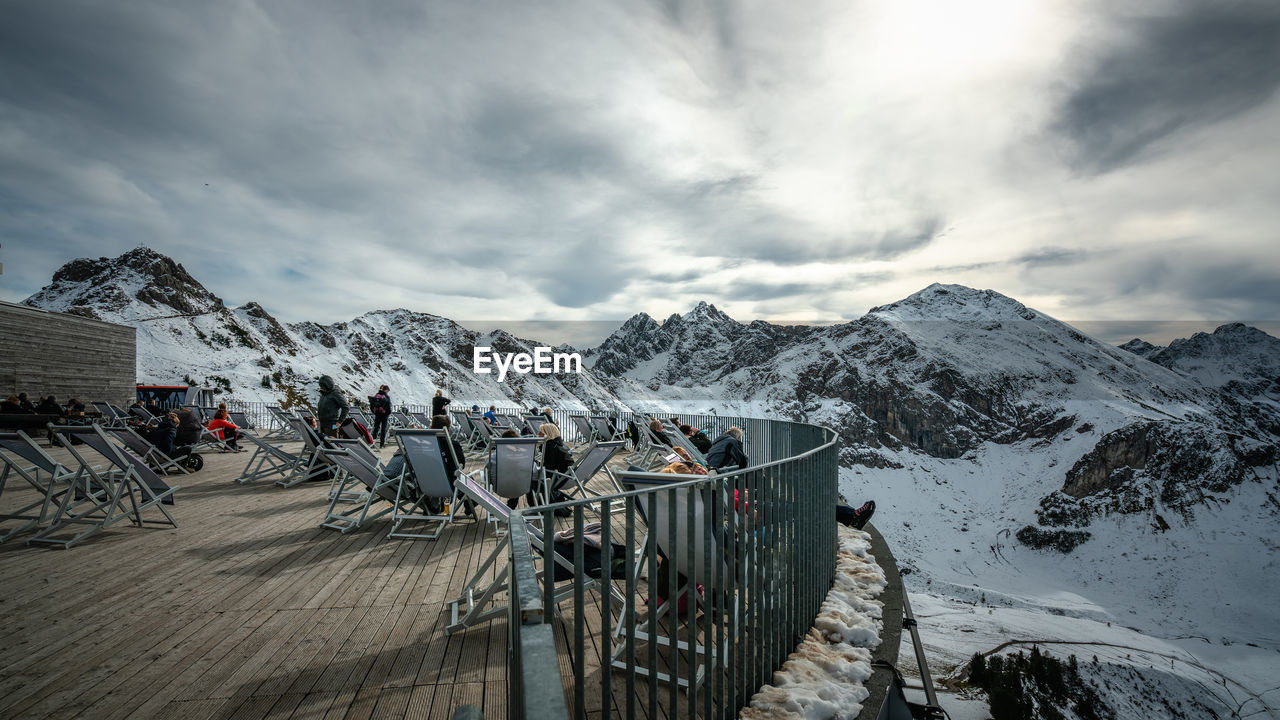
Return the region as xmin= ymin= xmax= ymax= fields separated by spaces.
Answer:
xmin=23 ymin=248 xmax=1280 ymax=717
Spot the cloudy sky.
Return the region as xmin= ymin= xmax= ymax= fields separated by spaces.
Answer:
xmin=1 ymin=0 xmax=1278 ymax=344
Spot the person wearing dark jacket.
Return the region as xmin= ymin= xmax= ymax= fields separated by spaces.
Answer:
xmin=682 ymin=424 xmax=712 ymax=454
xmin=17 ymin=393 xmax=35 ymax=413
xmin=36 ymin=396 xmax=62 ymax=415
xmin=316 ymin=375 xmax=349 ymax=438
xmin=705 ymin=427 xmax=748 ymax=470
xmin=431 ymin=389 xmax=451 ymax=417
xmin=0 ymin=396 xmax=23 ymax=413
xmin=370 ymin=385 xmax=391 ymax=448
xmin=648 ymin=418 xmax=673 ymax=448
xmin=148 ymin=413 xmax=179 ymax=456
xmin=538 ymin=423 xmax=575 ymax=513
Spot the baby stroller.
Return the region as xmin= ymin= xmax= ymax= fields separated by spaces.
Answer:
xmin=170 ymin=409 xmax=206 ymax=471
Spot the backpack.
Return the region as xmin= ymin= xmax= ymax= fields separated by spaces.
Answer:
xmin=371 ymin=393 xmax=390 ymax=416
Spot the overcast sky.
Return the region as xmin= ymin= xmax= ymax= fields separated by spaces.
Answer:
xmin=2 ymin=0 xmax=1278 ymax=345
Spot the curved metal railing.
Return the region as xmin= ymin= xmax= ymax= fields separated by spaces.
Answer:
xmin=507 ymin=414 xmax=839 ymax=719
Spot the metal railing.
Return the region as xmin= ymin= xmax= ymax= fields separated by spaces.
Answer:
xmin=507 ymin=416 xmax=839 ymax=719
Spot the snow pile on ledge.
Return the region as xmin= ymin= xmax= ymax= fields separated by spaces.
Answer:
xmin=741 ymin=526 xmax=888 ymax=719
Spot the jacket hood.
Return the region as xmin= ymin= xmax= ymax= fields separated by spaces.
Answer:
xmin=318 ymin=375 xmax=335 ymax=392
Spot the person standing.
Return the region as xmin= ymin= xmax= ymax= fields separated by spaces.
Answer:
xmin=431 ymin=388 xmax=450 ymax=417
xmin=371 ymin=384 xmax=392 ymax=448
xmin=316 ymin=375 xmax=349 ymax=439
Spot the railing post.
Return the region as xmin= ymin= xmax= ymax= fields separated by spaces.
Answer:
xmin=507 ymin=512 xmax=570 ymax=720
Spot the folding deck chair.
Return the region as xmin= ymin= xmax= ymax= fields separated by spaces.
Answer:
xmin=263 ymin=406 xmax=300 ymax=441
xmin=591 ymin=416 xmax=622 ymax=443
xmin=570 ymin=415 xmax=598 ymax=446
xmin=466 ymin=418 xmax=496 ymax=456
xmin=546 ymin=440 xmax=625 ymax=504
xmin=229 ymin=410 xmax=255 ymax=430
xmin=609 ymin=472 xmax=733 ymax=692
xmin=276 ymin=417 xmax=335 ymax=487
xmin=409 ymin=411 xmax=433 ymax=428
xmin=103 ymin=425 xmax=190 ymax=476
xmin=92 ymin=402 xmax=129 ymax=427
xmin=127 ymin=406 xmax=158 ymax=426
xmin=0 ymin=431 xmax=82 ymax=542
xmin=665 ymin=420 xmax=709 ymax=465
xmin=523 ymin=415 xmax=547 ymax=436
xmin=390 ymin=429 xmax=464 ymax=540
xmin=445 ymin=474 xmax=625 ymax=635
xmin=317 ymin=444 xmax=402 ymax=533
xmin=481 ymin=437 xmax=542 ymax=529
xmin=28 ymin=425 xmax=178 ymax=548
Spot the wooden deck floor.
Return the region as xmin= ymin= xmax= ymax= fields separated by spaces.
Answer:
xmin=0 ymin=438 xmax=556 ymax=720
xmin=0 ymin=434 xmax=742 ymax=720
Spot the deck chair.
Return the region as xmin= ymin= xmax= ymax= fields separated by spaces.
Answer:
xmin=391 ymin=411 xmax=415 ymax=429
xmin=0 ymin=431 xmax=83 ymax=542
xmin=445 ymin=474 xmax=625 ymax=635
xmin=92 ymin=402 xmax=128 ymax=427
xmin=390 ymin=429 xmax=463 ymax=540
xmin=409 ymin=411 xmax=433 ymax=428
xmin=103 ymin=425 xmax=190 ymax=476
xmin=590 ymin=416 xmax=622 ymax=442
xmin=235 ymin=431 xmax=308 ymax=485
xmin=483 ymin=437 xmax=542 ymax=523
xmin=349 ymin=408 xmax=373 ymax=428
xmin=467 ymin=418 xmax=496 ymax=456
xmin=127 ymin=406 xmax=158 ymax=426
xmin=570 ymin=415 xmax=598 ymax=446
xmin=317 ymin=444 xmax=402 ymax=533
xmin=28 ymin=425 xmax=178 ymax=548
xmin=276 ymin=417 xmax=335 ymax=487
xmin=546 ymin=440 xmax=625 ymax=504
xmin=263 ymin=406 xmax=299 ymax=440
xmin=609 ymin=472 xmax=732 ymax=692
xmin=325 ymin=437 xmax=381 ymax=501
xmin=665 ymin=420 xmax=708 ymax=465
xmin=523 ymin=415 xmax=547 ymax=436
xmin=229 ymin=410 xmax=255 ymax=430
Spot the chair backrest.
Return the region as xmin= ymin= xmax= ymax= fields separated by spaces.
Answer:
xmin=397 ymin=429 xmax=457 ymax=499
xmin=128 ymin=406 xmax=154 ymax=423
xmin=449 ymin=411 xmax=473 ymax=436
xmin=324 ymin=447 xmax=396 ymax=503
xmin=665 ymin=420 xmax=706 ymax=462
xmin=471 ymin=420 xmax=494 ymax=440
xmin=229 ymin=411 xmax=253 ymax=429
xmin=0 ymin=431 xmax=61 ymax=474
xmin=524 ymin=416 xmax=545 ymax=435
xmin=488 ymin=437 xmax=539 ymax=499
xmin=570 ymin=416 xmax=595 ymax=442
xmin=589 ymin=416 xmax=614 ymax=440
xmin=108 ymin=404 xmax=130 ymax=420
xmin=573 ymin=440 xmax=623 ymax=483
xmin=72 ymin=426 xmax=174 ymax=501
xmin=289 ymin=416 xmax=322 ymax=452
xmin=92 ymin=402 xmax=116 ymax=420
xmin=105 ymin=427 xmax=154 ymax=457
xmin=350 ymin=409 xmax=371 ymax=426
xmin=457 ymin=474 xmax=512 ymax=523
xmin=330 ymin=438 xmax=378 ymax=468
xmin=621 ymin=474 xmax=724 ymax=584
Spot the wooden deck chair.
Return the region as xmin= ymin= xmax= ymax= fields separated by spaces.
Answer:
xmin=317 ymin=444 xmax=401 ymax=533
xmin=0 ymin=431 xmax=83 ymax=542
xmin=445 ymin=474 xmax=624 ymax=635
xmin=103 ymin=425 xmax=190 ymax=476
xmin=29 ymin=425 xmax=178 ymax=548
xmin=609 ymin=473 xmax=731 ymax=692
xmin=390 ymin=429 xmax=463 ymax=540
xmin=546 ymin=440 xmax=625 ymax=505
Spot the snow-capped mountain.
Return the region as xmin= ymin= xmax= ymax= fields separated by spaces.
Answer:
xmin=23 ymin=248 xmax=1280 ymax=717
xmin=24 ymin=247 xmax=626 ymax=410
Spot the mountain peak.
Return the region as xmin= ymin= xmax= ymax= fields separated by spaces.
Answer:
xmin=25 ymin=246 xmax=223 ymax=321
xmin=870 ymin=284 xmax=1036 ymax=322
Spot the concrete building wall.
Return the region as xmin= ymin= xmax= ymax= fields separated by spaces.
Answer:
xmin=0 ymin=301 xmax=136 ymax=405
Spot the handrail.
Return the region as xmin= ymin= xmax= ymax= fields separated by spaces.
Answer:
xmin=506 ymin=415 xmax=841 ymax=719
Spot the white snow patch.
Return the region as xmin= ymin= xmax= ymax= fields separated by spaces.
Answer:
xmin=740 ymin=526 xmax=887 ymax=720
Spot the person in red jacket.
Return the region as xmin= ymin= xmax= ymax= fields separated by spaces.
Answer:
xmin=207 ymin=408 xmax=244 ymax=452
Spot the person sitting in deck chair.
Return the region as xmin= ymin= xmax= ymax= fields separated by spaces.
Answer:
xmin=430 ymin=414 xmax=474 ymax=516
xmin=649 ymin=418 xmax=673 ymax=448
xmin=1 ymin=396 xmax=24 ymax=413
xmin=483 ymin=405 xmax=498 ymax=426
xmin=36 ymin=396 xmax=62 ymax=415
xmin=705 ymin=426 xmax=748 ymax=470
xmin=682 ymin=424 xmax=712 ymax=454
xmin=536 ymin=423 xmax=575 ymax=513
xmin=148 ymin=412 xmax=179 ymax=456
xmin=207 ymin=409 xmax=244 ymax=451
xmin=668 ymin=446 xmax=708 ymax=475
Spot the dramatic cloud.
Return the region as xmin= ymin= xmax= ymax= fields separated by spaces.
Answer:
xmin=1 ymin=0 xmax=1277 ymax=337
